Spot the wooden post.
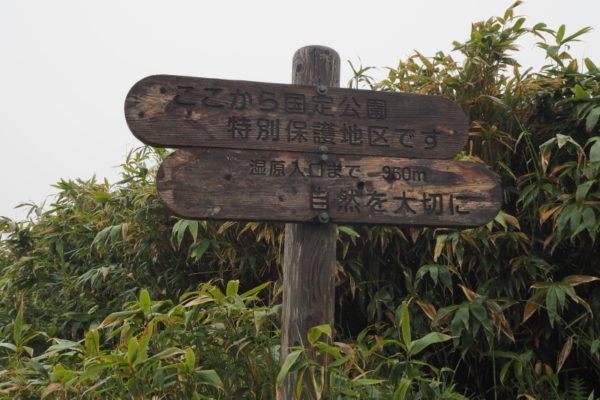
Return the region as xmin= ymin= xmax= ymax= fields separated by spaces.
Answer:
xmin=279 ymin=45 xmax=340 ymax=400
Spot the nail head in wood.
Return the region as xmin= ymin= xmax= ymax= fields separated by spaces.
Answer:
xmin=318 ymin=212 xmax=330 ymax=224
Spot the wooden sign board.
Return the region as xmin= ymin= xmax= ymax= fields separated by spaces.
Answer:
xmin=126 ymin=75 xmax=469 ymax=159
xmin=157 ymin=148 xmax=501 ymax=227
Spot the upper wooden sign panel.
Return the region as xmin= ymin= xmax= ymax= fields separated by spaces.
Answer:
xmin=125 ymin=75 xmax=469 ymax=159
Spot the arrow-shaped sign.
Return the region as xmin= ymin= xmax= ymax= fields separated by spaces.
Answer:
xmin=157 ymin=148 xmax=501 ymax=227
xmin=126 ymin=75 xmax=469 ymax=159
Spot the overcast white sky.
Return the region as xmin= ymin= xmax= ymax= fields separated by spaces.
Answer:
xmin=1 ymin=0 xmax=599 ymax=220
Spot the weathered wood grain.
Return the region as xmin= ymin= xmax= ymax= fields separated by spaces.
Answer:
xmin=156 ymin=147 xmax=502 ymax=227
xmin=280 ymin=45 xmax=339 ymax=400
xmin=125 ymin=75 xmax=469 ymax=159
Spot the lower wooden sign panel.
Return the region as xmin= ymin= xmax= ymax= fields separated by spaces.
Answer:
xmin=157 ymin=148 xmax=502 ymax=227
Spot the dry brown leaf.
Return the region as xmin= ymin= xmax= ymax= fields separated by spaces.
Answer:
xmin=459 ymin=284 xmax=476 ymax=301
xmin=563 ymin=291 xmax=593 ymax=314
xmin=41 ymin=383 xmax=64 ymax=399
xmin=503 ymin=213 xmax=521 ymax=230
xmin=522 ymin=301 xmax=540 ymax=323
xmin=460 ymin=233 xmax=481 ymax=252
xmin=498 ymin=313 xmax=515 ymax=342
xmin=515 ymin=232 xmax=530 ymax=242
xmin=534 ymin=360 xmax=542 ymax=375
xmin=333 ymin=341 xmax=355 ymax=355
xmin=517 ymin=394 xmax=536 ymax=400
xmin=416 ymin=300 xmax=437 ymax=321
xmin=541 ymin=150 xmax=551 ymax=173
xmin=446 ymin=265 xmax=459 ymax=275
xmin=183 ymin=296 xmax=214 ymax=307
xmin=434 ymin=235 xmax=446 ymax=262
xmin=522 ymin=291 xmax=546 ymax=323
xmin=550 ymin=164 xmax=570 ymax=176
xmin=542 ymin=233 xmax=555 ymax=249
xmin=539 ymin=205 xmax=561 ymax=224
xmin=565 ymin=275 xmax=600 ymax=286
xmin=556 ymin=336 xmax=574 ymax=373
xmin=410 ymin=228 xmax=421 ymax=243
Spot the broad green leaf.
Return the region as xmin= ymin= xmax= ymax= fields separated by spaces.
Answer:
xmin=562 ymin=26 xmax=593 ymax=43
xmin=187 ymin=220 xmax=199 ymax=242
xmin=582 ymin=207 xmax=596 ymax=230
xmin=354 ymin=378 xmax=386 ymax=385
xmin=19 ymin=346 xmax=35 ymax=362
xmin=139 ymin=289 xmax=151 ymax=318
xmin=196 ymin=369 xmax=223 ymax=388
xmin=555 ymin=286 xmax=566 ymax=310
xmin=190 ymin=239 xmax=210 ymax=260
xmin=136 ymin=323 xmax=153 ymax=365
xmin=393 ymin=377 xmax=412 ymax=399
xmin=185 ymin=347 xmax=196 ymax=371
xmin=451 ymin=306 xmax=469 ymax=338
xmin=0 ymin=342 xmax=17 ymax=352
xmin=84 ymin=330 xmax=100 ymax=357
xmin=569 ymin=208 xmax=582 ymax=235
xmin=314 ymin=341 xmax=342 ymax=359
xmin=585 ymin=107 xmax=600 ymax=133
xmin=146 ymin=347 xmax=185 ymax=362
xmin=589 ymin=138 xmax=600 ymax=162
xmin=77 ymin=362 xmax=112 ymax=383
xmin=499 ymin=360 xmax=513 ymax=383
xmin=409 ymin=332 xmax=452 ymax=356
xmin=547 ymin=45 xmax=560 ymax=57
xmin=514 ymin=17 xmax=526 ymax=31
xmin=576 ymin=181 xmax=594 ymax=206
xmin=98 ymin=310 xmax=135 ymax=328
xmin=172 ymin=220 xmax=198 ymax=247
xmin=109 ymin=225 xmax=121 ymax=243
xmin=494 ymin=212 xmax=507 ymax=230
xmin=226 ymin=280 xmax=239 ymax=297
xmin=307 ymin=324 xmax=331 ymax=346
xmin=190 ymin=239 xmax=211 ymax=261
xmin=328 ymin=354 xmax=351 ymax=367
xmin=13 ymin=304 xmax=24 ymax=345
xmin=276 ymin=350 xmax=303 ymax=386
xmin=572 ymin=84 xmax=590 ymax=100
xmin=240 ymin=281 xmax=271 ymax=299
xmin=92 ymin=226 xmax=111 ymax=246
xmin=430 ymin=264 xmax=439 ymax=283
xmin=127 ymin=337 xmax=138 ymax=365
xmin=337 ymin=225 xmax=360 ymax=238
xmin=584 ymin=57 xmax=598 ymax=71
xmin=556 ymin=133 xmax=569 ymax=148
xmin=546 ymin=287 xmax=558 ymax=327
xmin=470 ymin=303 xmax=492 ymax=331
xmin=44 ymin=339 xmax=82 ymax=356
xmin=398 ymin=302 xmax=411 ymax=349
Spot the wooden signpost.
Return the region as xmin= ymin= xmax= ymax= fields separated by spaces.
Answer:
xmin=124 ymin=45 xmax=502 ymax=399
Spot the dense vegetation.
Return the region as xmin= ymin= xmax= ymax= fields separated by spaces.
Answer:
xmin=1 ymin=3 xmax=600 ymax=398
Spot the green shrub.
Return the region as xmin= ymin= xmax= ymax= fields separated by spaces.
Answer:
xmin=2 ymin=2 xmax=600 ymax=398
